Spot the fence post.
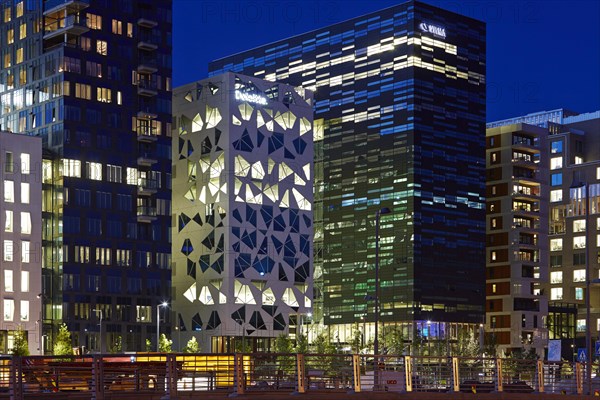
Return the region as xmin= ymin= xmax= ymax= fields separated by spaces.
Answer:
xmin=496 ymin=358 xmax=503 ymax=392
xmin=452 ymin=357 xmax=460 ymax=392
xmin=404 ymin=356 xmax=412 ymax=392
xmin=9 ymin=356 xmax=23 ymax=400
xmin=576 ymin=362 xmax=583 ymax=395
xmin=160 ymin=353 xmax=178 ymax=400
xmin=293 ymin=353 xmax=306 ymax=394
xmin=229 ymin=353 xmax=245 ymax=397
xmin=536 ymin=360 xmax=544 ymax=393
xmin=352 ymin=354 xmax=361 ymax=393
xmin=91 ymin=355 xmax=104 ymax=400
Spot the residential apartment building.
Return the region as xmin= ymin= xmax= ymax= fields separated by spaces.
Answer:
xmin=486 ymin=110 xmax=600 ymax=359
xmin=0 ymin=0 xmax=172 ymax=353
xmin=172 ymin=73 xmax=314 ymax=352
xmin=0 ymin=130 xmax=42 ymax=354
xmin=209 ymin=0 xmax=486 ymax=346
xmin=485 ymin=123 xmax=549 ymax=356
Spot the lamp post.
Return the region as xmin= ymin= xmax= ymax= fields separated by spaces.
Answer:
xmin=374 ymin=207 xmax=391 ymax=391
xmin=156 ymin=302 xmax=168 ymax=352
xmin=37 ymin=293 xmax=46 ymax=355
xmin=571 ymin=181 xmax=591 ymax=395
xmin=92 ymin=309 xmax=103 ymax=353
xmin=235 ymin=319 xmax=246 ymax=352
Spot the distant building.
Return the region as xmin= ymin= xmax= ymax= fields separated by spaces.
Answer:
xmin=210 ymin=0 xmax=486 ymax=346
xmin=0 ymin=0 xmax=172 ymax=352
xmin=0 ymin=130 xmax=42 ymax=355
xmin=172 ymin=73 xmax=314 ymax=352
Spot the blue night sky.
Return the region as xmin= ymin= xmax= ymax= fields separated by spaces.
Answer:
xmin=173 ymin=0 xmax=600 ymax=122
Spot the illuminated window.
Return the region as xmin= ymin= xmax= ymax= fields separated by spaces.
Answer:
xmin=573 ymin=219 xmax=586 ymax=232
xmin=573 ymin=236 xmax=586 ymax=249
xmin=20 ymin=153 xmax=30 ymax=174
xmin=75 ymin=83 xmax=91 ymax=99
xmin=574 ymin=156 xmax=583 ymax=164
xmin=86 ymin=61 xmax=102 ymax=77
xmin=550 ymin=288 xmax=563 ymax=300
xmin=86 ymin=162 xmax=102 ymax=180
xmin=112 ymin=19 xmax=122 ymax=34
xmin=4 ymin=8 xmax=11 ymax=23
xmin=86 ymin=13 xmax=102 ymax=29
xmin=550 ymin=190 xmax=562 ymax=202
xmin=3 ymin=299 xmax=14 ymax=321
xmin=97 ymin=87 xmax=112 ymax=103
xmin=16 ymin=47 xmax=23 ymax=64
xmin=550 ymin=271 xmax=562 ymax=284
xmin=573 ymin=269 xmax=585 ymax=282
xmin=597 ymin=167 xmax=600 ymax=180
xmin=96 ymin=40 xmax=108 ymax=55
xmin=3 ymin=240 xmax=13 ymax=262
xmin=4 ymin=180 xmax=14 ymax=202
xmin=3 ymin=53 xmax=10 ymax=68
xmin=5 ymin=210 xmax=13 ymax=232
xmin=19 ymin=22 xmax=26 ymax=39
xmin=20 ymin=300 xmax=29 ymax=321
xmin=4 ymin=270 xmax=13 ymax=292
xmin=550 ymin=238 xmax=563 ymax=251
xmin=577 ymin=319 xmax=586 ymax=332
xmin=15 ymin=1 xmax=23 ymax=17
xmin=491 ymin=284 xmax=497 ymax=293
xmin=21 ymin=241 xmax=29 ymax=263
xmin=20 ymin=182 xmax=29 ymax=204
xmin=490 ymin=251 xmax=496 ymax=261
xmin=551 ymin=141 xmax=563 ymax=154
xmin=63 ymin=159 xmax=81 ymax=177
xmin=20 ymin=212 xmax=31 ymax=234
xmin=117 ymin=91 xmax=122 ymax=105
xmin=21 ymin=271 xmax=29 ymax=292
xmin=5 ymin=151 xmax=13 ymax=172
xmin=7 ymin=29 xmax=14 ymax=44
xmin=126 ymin=167 xmax=138 ymax=185
xmin=106 ymin=165 xmax=122 ymax=183
xmin=127 ymin=22 xmax=133 ymax=37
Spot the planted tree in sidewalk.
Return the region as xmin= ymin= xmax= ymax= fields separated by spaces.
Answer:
xmin=11 ymin=327 xmax=30 ymax=356
xmin=145 ymin=338 xmax=152 ymax=352
xmin=275 ymin=333 xmax=295 ymax=375
xmin=159 ymin=333 xmax=172 ymax=352
xmin=184 ymin=336 xmax=199 ymax=353
xmin=110 ymin=336 xmax=122 ymax=353
xmin=53 ymin=323 xmax=72 ymax=356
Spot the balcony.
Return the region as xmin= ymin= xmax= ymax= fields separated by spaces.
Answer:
xmin=137 ymin=178 xmax=158 ymax=196
xmin=137 ymin=80 xmax=158 ymax=97
xmin=43 ymin=0 xmax=89 ymax=15
xmin=43 ymin=14 xmax=89 ymax=40
xmin=138 ymin=38 xmax=158 ymax=52
xmin=137 ymin=58 xmax=158 ymax=74
xmin=137 ymin=110 xmax=158 ymax=121
xmin=137 ymin=205 xmax=157 ymax=223
xmin=137 ymin=153 xmax=158 ymax=167
xmin=137 ymin=17 xmax=158 ymax=29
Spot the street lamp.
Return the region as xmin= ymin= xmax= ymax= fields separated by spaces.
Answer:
xmin=37 ymin=293 xmax=46 ymax=355
xmin=92 ymin=309 xmax=103 ymax=353
xmin=374 ymin=206 xmax=391 ymax=391
xmin=570 ymin=181 xmax=591 ymax=395
xmin=156 ymin=302 xmax=168 ymax=352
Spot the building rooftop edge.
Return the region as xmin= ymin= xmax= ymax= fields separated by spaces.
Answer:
xmin=210 ymin=0 xmax=484 ymax=64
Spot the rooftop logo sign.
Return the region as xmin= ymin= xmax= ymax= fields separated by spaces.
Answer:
xmin=235 ymin=90 xmax=267 ymax=105
xmin=419 ymin=22 xmax=446 ymax=39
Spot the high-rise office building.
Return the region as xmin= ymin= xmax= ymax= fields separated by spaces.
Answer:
xmin=210 ymin=0 xmax=486 ymax=344
xmin=172 ymin=73 xmax=314 ymax=352
xmin=0 ymin=0 xmax=172 ymax=352
xmin=0 ymin=130 xmax=42 ymax=354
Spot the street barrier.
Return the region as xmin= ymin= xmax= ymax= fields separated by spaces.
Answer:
xmin=0 ymin=353 xmax=597 ymax=399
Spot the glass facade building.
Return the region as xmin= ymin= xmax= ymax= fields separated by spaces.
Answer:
xmin=210 ymin=0 xmax=486 ymax=343
xmin=0 ymin=0 xmax=172 ymax=352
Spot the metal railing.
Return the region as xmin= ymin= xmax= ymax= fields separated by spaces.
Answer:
xmin=2 ymin=353 xmax=599 ymax=398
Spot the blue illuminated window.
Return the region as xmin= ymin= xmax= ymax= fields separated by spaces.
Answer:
xmin=551 ymin=173 xmax=562 ymax=186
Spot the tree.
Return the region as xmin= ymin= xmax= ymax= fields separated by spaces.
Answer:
xmin=110 ymin=336 xmax=122 ymax=353
xmin=295 ymin=333 xmax=309 ymax=354
xmin=184 ymin=336 xmax=199 ymax=353
xmin=11 ymin=328 xmax=29 ymax=356
xmin=351 ymin=323 xmax=362 ymax=354
xmin=53 ymin=323 xmax=72 ymax=356
xmin=159 ymin=333 xmax=172 ymax=352
xmin=145 ymin=338 xmax=152 ymax=352
xmin=275 ymin=333 xmax=295 ymax=374
xmin=382 ymin=325 xmax=406 ymax=356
